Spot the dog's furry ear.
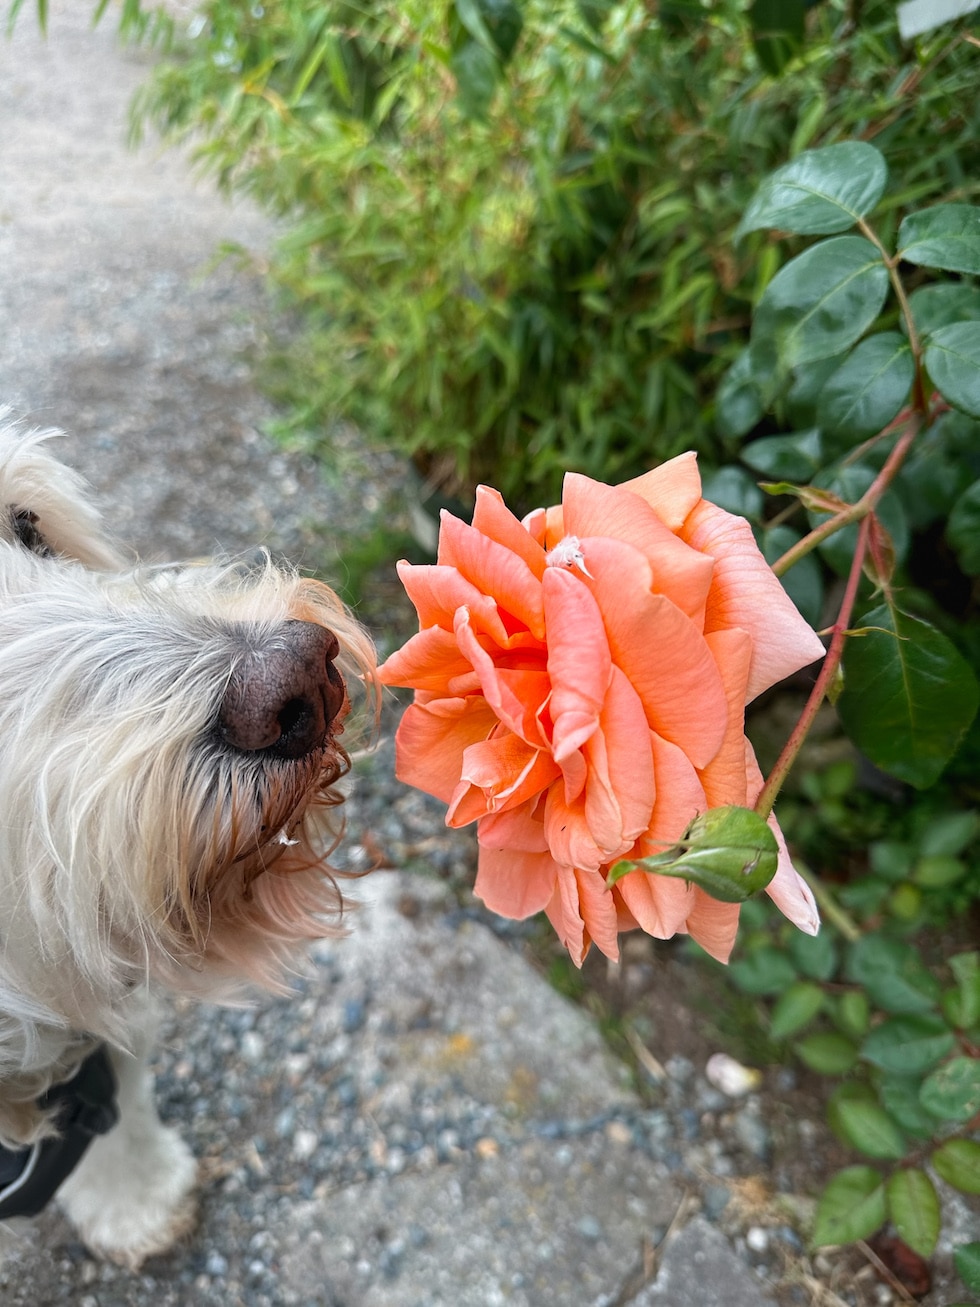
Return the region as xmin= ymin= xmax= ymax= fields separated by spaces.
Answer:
xmin=0 ymin=412 xmax=124 ymax=570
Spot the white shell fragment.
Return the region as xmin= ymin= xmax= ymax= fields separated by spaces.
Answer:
xmin=705 ymin=1052 xmax=763 ymax=1098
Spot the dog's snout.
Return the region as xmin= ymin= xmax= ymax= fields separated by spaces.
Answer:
xmin=218 ymin=620 xmax=346 ymax=760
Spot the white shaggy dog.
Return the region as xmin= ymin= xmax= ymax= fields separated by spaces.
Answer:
xmin=0 ymin=415 xmax=376 ymax=1267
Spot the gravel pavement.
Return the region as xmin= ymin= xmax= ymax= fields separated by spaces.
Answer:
xmin=1 ymin=8 xmax=953 ymax=1307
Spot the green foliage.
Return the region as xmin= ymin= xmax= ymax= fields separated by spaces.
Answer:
xmin=742 ymin=842 xmax=979 ymax=1249
xmin=122 ymin=0 xmax=980 ymax=510
xmin=731 ymin=890 xmax=980 ymax=1264
xmin=724 ymin=138 xmax=980 ymax=800
xmin=725 ymin=134 xmax=980 ymax=1271
xmin=838 ymin=604 xmax=980 ymax=789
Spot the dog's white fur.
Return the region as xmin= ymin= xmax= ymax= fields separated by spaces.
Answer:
xmin=0 ymin=414 xmax=376 ymax=1266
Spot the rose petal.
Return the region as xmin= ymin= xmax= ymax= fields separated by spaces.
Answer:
xmin=582 ymin=665 xmax=656 ymax=855
xmin=615 ymin=732 xmax=707 ymax=940
xmin=378 ymin=625 xmax=477 ymax=694
xmin=396 ymin=561 xmax=510 ymax=643
xmin=454 ymin=608 xmax=551 ymax=744
xmin=560 ymin=473 xmax=714 ymax=624
xmin=617 ymin=451 xmax=703 ymax=530
xmin=394 ymin=697 xmax=497 ymax=803
xmin=544 ymin=784 xmax=605 ymax=873
xmin=615 ymin=869 xmax=698 ymax=943
xmin=765 ymin=817 xmax=820 ymax=936
xmin=542 ymin=565 xmax=611 ymax=761
xmin=449 ymin=732 xmax=559 ymax=825
xmin=573 ymin=866 xmax=621 ymax=963
xmin=681 ymin=500 xmax=825 ymax=700
xmin=583 ymin=538 xmax=729 ymax=768
xmin=472 ymin=486 xmax=547 ymax=579
xmin=696 ymin=628 xmax=754 ymax=808
xmin=685 ymin=890 xmax=742 ymax=964
xmin=545 ymin=873 xmax=584 ymax=965
xmin=474 ymin=803 xmax=558 ymax=919
xmin=438 ymin=511 xmax=545 ymax=638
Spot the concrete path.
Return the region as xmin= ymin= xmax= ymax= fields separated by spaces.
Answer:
xmin=0 ymin=8 xmax=788 ymax=1305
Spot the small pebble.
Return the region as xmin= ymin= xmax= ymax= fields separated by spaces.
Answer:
xmin=746 ymin=1227 xmax=770 ymax=1253
xmin=292 ymin=1129 xmax=319 ymax=1161
xmin=705 ymin=1053 xmax=763 ymax=1097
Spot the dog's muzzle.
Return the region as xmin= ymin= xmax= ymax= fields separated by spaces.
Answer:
xmin=218 ymin=620 xmax=346 ymax=761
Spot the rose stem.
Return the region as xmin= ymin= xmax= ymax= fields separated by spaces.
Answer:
xmin=755 ymin=513 xmax=872 ymax=823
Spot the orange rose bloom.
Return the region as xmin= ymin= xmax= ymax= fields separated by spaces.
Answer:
xmin=379 ymin=455 xmax=826 ymax=966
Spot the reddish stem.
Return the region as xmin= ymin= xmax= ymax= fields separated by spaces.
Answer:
xmin=755 ymin=514 xmax=873 ymax=821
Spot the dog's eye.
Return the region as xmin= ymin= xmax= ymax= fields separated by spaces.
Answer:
xmin=11 ymin=508 xmax=51 ymax=556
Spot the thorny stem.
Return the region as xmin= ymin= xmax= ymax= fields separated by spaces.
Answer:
xmin=771 ymin=417 xmax=920 ymax=578
xmin=758 ymin=376 xmax=928 ymax=819
xmin=756 ymin=514 xmax=873 ymax=823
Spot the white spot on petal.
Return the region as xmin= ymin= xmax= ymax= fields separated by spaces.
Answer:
xmin=545 ymin=535 xmax=593 ymax=577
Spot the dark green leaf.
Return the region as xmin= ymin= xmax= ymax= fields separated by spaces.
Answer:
xmin=701 ymin=466 xmax=765 ymax=520
xmin=860 ymin=1014 xmax=956 ymax=1075
xmin=913 ymin=853 xmax=967 ymax=888
xmin=880 ymin=1078 xmax=936 ymax=1140
xmin=752 ymin=237 xmax=890 ymax=370
xmin=908 ymin=282 xmax=980 ymax=340
xmin=948 ymin=478 xmax=980 ymax=575
xmin=812 ymin=1166 xmax=886 ymax=1247
xmin=920 ymin=812 xmax=980 ymax=858
xmin=741 ymin=429 xmax=823 ymax=480
xmin=770 ymin=980 xmax=825 ymax=1040
xmin=786 ymin=354 xmax=848 ymax=429
xmin=817 ymin=333 xmax=915 ymax=438
xmin=949 ymin=953 xmax=980 ymax=1030
xmin=898 ymin=204 xmax=980 ymax=275
xmin=828 ymin=1081 xmax=876 ymax=1143
xmin=925 ymin=322 xmax=980 ymax=418
xmin=955 ymin=1242 xmax=980 ymax=1294
xmin=716 ymin=348 xmax=766 ymax=439
xmin=450 ymin=39 xmax=501 ymax=119
xmin=886 ymin=1169 xmax=940 ymax=1258
xmin=836 ymin=990 xmax=871 ymax=1040
xmin=729 ymin=946 xmax=799 ymax=996
xmin=835 ymin=1097 xmax=907 ymax=1160
xmin=869 ymin=840 xmax=914 ymax=883
xmin=607 ymin=806 xmax=778 ymax=902
xmin=837 ymin=603 xmax=980 ymax=789
xmin=794 ymin=1031 xmax=858 ymax=1075
xmin=787 ymin=926 xmax=839 ymax=981
xmin=932 ymin=1140 xmax=980 ymax=1195
xmin=481 ymin=0 xmax=523 ymax=61
xmin=737 ymin=142 xmax=887 ymax=239
xmin=846 ymin=935 xmax=941 ymax=1015
xmin=919 ymin=1057 xmax=980 ymax=1122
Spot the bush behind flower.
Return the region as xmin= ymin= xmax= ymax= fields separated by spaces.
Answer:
xmin=116 ymin=0 xmax=980 ymax=510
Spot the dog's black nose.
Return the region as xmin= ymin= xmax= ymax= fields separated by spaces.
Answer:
xmin=218 ymin=620 xmax=346 ymax=759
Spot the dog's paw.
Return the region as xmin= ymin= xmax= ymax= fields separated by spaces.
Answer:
xmin=57 ymin=1122 xmax=198 ymax=1270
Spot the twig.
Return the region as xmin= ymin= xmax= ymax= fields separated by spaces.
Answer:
xmin=855 ymin=1239 xmax=917 ymax=1304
